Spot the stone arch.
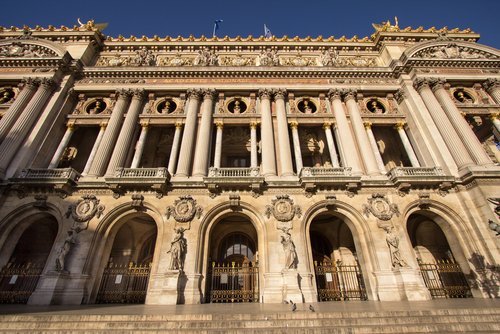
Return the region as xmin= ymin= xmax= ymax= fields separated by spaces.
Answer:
xmin=301 ymin=199 xmax=377 ymax=300
xmin=82 ymin=200 xmax=164 ymax=303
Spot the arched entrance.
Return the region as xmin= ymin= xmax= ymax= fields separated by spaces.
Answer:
xmin=206 ymin=215 xmax=259 ymax=303
xmin=96 ymin=214 xmax=157 ymax=304
xmin=407 ymin=213 xmax=472 ymax=298
xmin=0 ymin=216 xmax=58 ymax=304
xmin=310 ymin=214 xmax=367 ymax=301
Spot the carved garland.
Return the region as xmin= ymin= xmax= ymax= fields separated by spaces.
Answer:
xmin=265 ymin=195 xmax=302 ymax=222
xmin=165 ymin=196 xmax=203 ymax=223
xmin=362 ymin=193 xmax=399 ymax=221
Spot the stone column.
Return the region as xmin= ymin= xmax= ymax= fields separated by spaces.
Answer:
xmin=213 ymin=121 xmax=223 ymax=169
xmin=82 ymin=122 xmax=107 ymax=176
xmin=290 ymin=121 xmax=303 ymax=173
xmin=323 ymin=122 xmax=340 ymax=167
xmin=48 ymin=122 xmax=76 ymax=169
xmin=258 ymin=89 xmax=277 ymax=176
xmin=344 ymin=90 xmax=380 ymax=175
xmin=274 ymin=89 xmax=294 ymax=176
xmin=0 ymin=78 xmax=39 ymax=142
xmin=332 ymin=123 xmax=346 ymax=166
xmin=433 ymin=81 xmax=492 ymax=166
xmin=167 ymin=122 xmax=183 ymax=175
xmin=489 ymin=113 xmax=500 ymax=139
xmin=176 ymin=89 xmax=202 ymax=177
xmin=364 ymin=122 xmax=386 ymax=174
xmin=0 ymin=78 xmax=56 ymax=177
xmin=130 ymin=121 xmax=149 ymax=168
xmin=87 ymin=90 xmax=131 ymax=177
xmin=483 ymin=78 xmax=500 ymax=104
xmin=395 ymin=122 xmax=421 ymax=167
xmin=328 ymin=89 xmax=363 ymax=175
xmin=192 ymin=89 xmax=216 ymax=176
xmin=250 ymin=121 xmax=259 ymax=169
xmin=105 ymin=90 xmax=145 ymax=175
xmin=414 ymin=78 xmax=474 ymax=169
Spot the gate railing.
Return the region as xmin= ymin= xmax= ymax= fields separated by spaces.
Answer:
xmin=0 ymin=262 xmax=43 ymax=304
xmin=96 ymin=262 xmax=151 ymax=304
xmin=314 ymin=260 xmax=367 ymax=301
xmin=418 ymin=259 xmax=472 ymax=298
xmin=209 ymin=261 xmax=259 ymax=303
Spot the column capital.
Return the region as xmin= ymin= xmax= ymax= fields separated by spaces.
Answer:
xmin=483 ymin=78 xmax=500 ymax=92
xmin=363 ymin=121 xmax=372 ymax=129
xmin=327 ymin=88 xmax=342 ymax=101
xmin=394 ymin=121 xmax=406 ymax=130
xmin=273 ymin=88 xmax=287 ymax=100
xmin=342 ymin=89 xmax=357 ymax=102
xmin=322 ymin=122 xmax=332 ymax=130
xmin=66 ymin=121 xmax=76 ymax=130
xmin=39 ymin=78 xmax=57 ymax=91
xmin=140 ymin=120 xmax=150 ymax=128
xmin=21 ymin=77 xmax=40 ymax=89
xmin=215 ymin=121 xmax=224 ymax=129
xmin=413 ymin=78 xmax=436 ymax=91
xmin=394 ymin=89 xmax=406 ymax=104
xmin=289 ymin=121 xmax=299 ymax=129
xmin=116 ymin=89 xmax=132 ymax=99
xmin=258 ymin=88 xmax=273 ymax=100
xmin=186 ymin=88 xmax=203 ymax=100
xmin=430 ymin=78 xmax=447 ymax=92
xmin=202 ymin=89 xmax=217 ymax=100
xmin=99 ymin=121 xmax=108 ymax=129
xmin=489 ymin=112 xmax=499 ymax=121
xmin=175 ymin=122 xmax=184 ymax=129
xmin=131 ymin=89 xmax=146 ymax=101
xmin=249 ymin=121 xmax=260 ymax=129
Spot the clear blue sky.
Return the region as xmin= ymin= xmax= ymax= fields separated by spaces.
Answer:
xmin=1 ymin=0 xmax=499 ymax=49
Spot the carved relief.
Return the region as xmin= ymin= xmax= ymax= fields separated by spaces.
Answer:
xmin=265 ymin=195 xmax=302 ymax=222
xmin=258 ymin=48 xmax=279 ymax=66
xmin=165 ymin=195 xmax=202 ymax=223
xmin=0 ymin=42 xmax=58 ymax=58
xmin=194 ymin=47 xmax=219 ymax=66
xmin=362 ymin=193 xmax=399 ymax=221
xmin=66 ymin=195 xmax=105 ymax=223
xmin=318 ymin=48 xmax=340 ymax=66
xmin=281 ymin=54 xmax=316 ymax=66
xmin=0 ymin=87 xmax=15 ymax=104
xmin=414 ymin=43 xmax=497 ymax=59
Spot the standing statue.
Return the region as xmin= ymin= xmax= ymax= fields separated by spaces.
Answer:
xmin=167 ymin=227 xmax=187 ymax=270
xmin=383 ymin=226 xmax=407 ymax=268
xmin=280 ymin=230 xmax=297 ymax=269
xmin=55 ymin=229 xmax=77 ymax=272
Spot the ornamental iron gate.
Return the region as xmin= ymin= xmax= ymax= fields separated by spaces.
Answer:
xmin=96 ymin=262 xmax=151 ymax=304
xmin=314 ymin=260 xmax=367 ymax=301
xmin=418 ymin=259 xmax=472 ymax=298
xmin=0 ymin=262 xmax=43 ymax=304
xmin=209 ymin=261 xmax=259 ymax=303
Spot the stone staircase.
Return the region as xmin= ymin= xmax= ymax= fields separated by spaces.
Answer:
xmin=0 ymin=306 xmax=499 ymax=333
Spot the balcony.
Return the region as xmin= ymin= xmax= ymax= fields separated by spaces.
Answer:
xmin=204 ymin=167 xmax=264 ymax=192
xmin=105 ymin=167 xmax=170 ymax=194
xmin=10 ymin=168 xmax=80 ymax=195
xmin=387 ymin=167 xmax=455 ymax=191
xmin=299 ymin=167 xmax=361 ymax=192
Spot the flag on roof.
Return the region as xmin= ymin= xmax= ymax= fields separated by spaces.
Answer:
xmin=264 ymin=24 xmax=272 ymax=38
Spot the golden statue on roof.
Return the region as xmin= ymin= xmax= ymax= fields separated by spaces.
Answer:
xmin=372 ymin=17 xmax=400 ymax=32
xmin=77 ymin=18 xmax=108 ymax=31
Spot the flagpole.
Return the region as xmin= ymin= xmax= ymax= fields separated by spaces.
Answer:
xmin=213 ymin=23 xmax=217 ymax=37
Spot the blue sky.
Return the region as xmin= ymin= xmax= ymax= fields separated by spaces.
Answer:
xmin=1 ymin=0 xmax=499 ymax=49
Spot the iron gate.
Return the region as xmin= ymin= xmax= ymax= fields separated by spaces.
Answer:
xmin=209 ymin=261 xmax=259 ymax=303
xmin=0 ymin=262 xmax=43 ymax=304
xmin=314 ymin=260 xmax=367 ymax=301
xmin=418 ymin=259 xmax=472 ymax=298
xmin=96 ymin=262 xmax=151 ymax=304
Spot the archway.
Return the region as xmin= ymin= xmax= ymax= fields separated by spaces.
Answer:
xmin=310 ymin=213 xmax=367 ymax=301
xmin=0 ymin=216 xmax=58 ymax=304
xmin=95 ymin=214 xmax=157 ymax=304
xmin=206 ymin=215 xmax=259 ymax=303
xmin=407 ymin=213 xmax=472 ymax=298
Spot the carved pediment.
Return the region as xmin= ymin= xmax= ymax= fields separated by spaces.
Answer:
xmin=0 ymin=42 xmax=59 ymax=58
xmin=408 ymin=42 xmax=498 ymax=60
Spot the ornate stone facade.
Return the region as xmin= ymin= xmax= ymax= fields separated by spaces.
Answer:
xmin=0 ymin=21 xmax=498 ymax=306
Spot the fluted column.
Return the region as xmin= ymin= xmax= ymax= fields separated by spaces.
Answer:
xmin=483 ymin=79 xmax=500 ymax=104
xmin=87 ymin=90 xmax=131 ymax=176
xmin=414 ymin=78 xmax=474 ymax=169
xmin=250 ymin=121 xmax=259 ymax=169
xmin=176 ymin=89 xmax=202 ymax=176
xmin=48 ymin=122 xmax=76 ymax=169
xmin=489 ymin=113 xmax=500 ymax=139
xmin=395 ymin=122 xmax=421 ymax=167
xmin=167 ymin=122 xmax=183 ymax=175
xmin=193 ymin=89 xmax=216 ymax=176
xmin=213 ymin=121 xmax=223 ymax=169
xmin=344 ymin=90 xmax=380 ymax=175
xmin=106 ymin=90 xmax=145 ymax=175
xmin=0 ymin=78 xmax=56 ymax=177
xmin=274 ymin=89 xmax=294 ymax=176
xmin=0 ymin=78 xmax=39 ymax=142
xmin=130 ymin=121 xmax=149 ymax=168
xmin=290 ymin=121 xmax=303 ymax=173
xmin=433 ymin=81 xmax=492 ymax=166
xmin=258 ymin=89 xmax=277 ymax=176
xmin=364 ymin=122 xmax=386 ymax=173
xmin=328 ymin=89 xmax=363 ymax=175
xmin=82 ymin=122 xmax=107 ymax=175
xmin=332 ymin=123 xmax=346 ymax=166
xmin=323 ymin=122 xmax=340 ymax=167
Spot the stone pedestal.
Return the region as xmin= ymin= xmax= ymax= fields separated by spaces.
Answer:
xmin=398 ymin=268 xmax=432 ymax=301
xmin=282 ymin=269 xmax=303 ymax=303
xmin=28 ymin=271 xmax=85 ymax=305
xmin=146 ymin=270 xmax=181 ymax=305
xmin=183 ymin=273 xmax=202 ymax=304
xmin=262 ymin=272 xmax=284 ymax=303
xmin=373 ymin=270 xmax=406 ymax=301
xmin=298 ymin=272 xmax=316 ymax=303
